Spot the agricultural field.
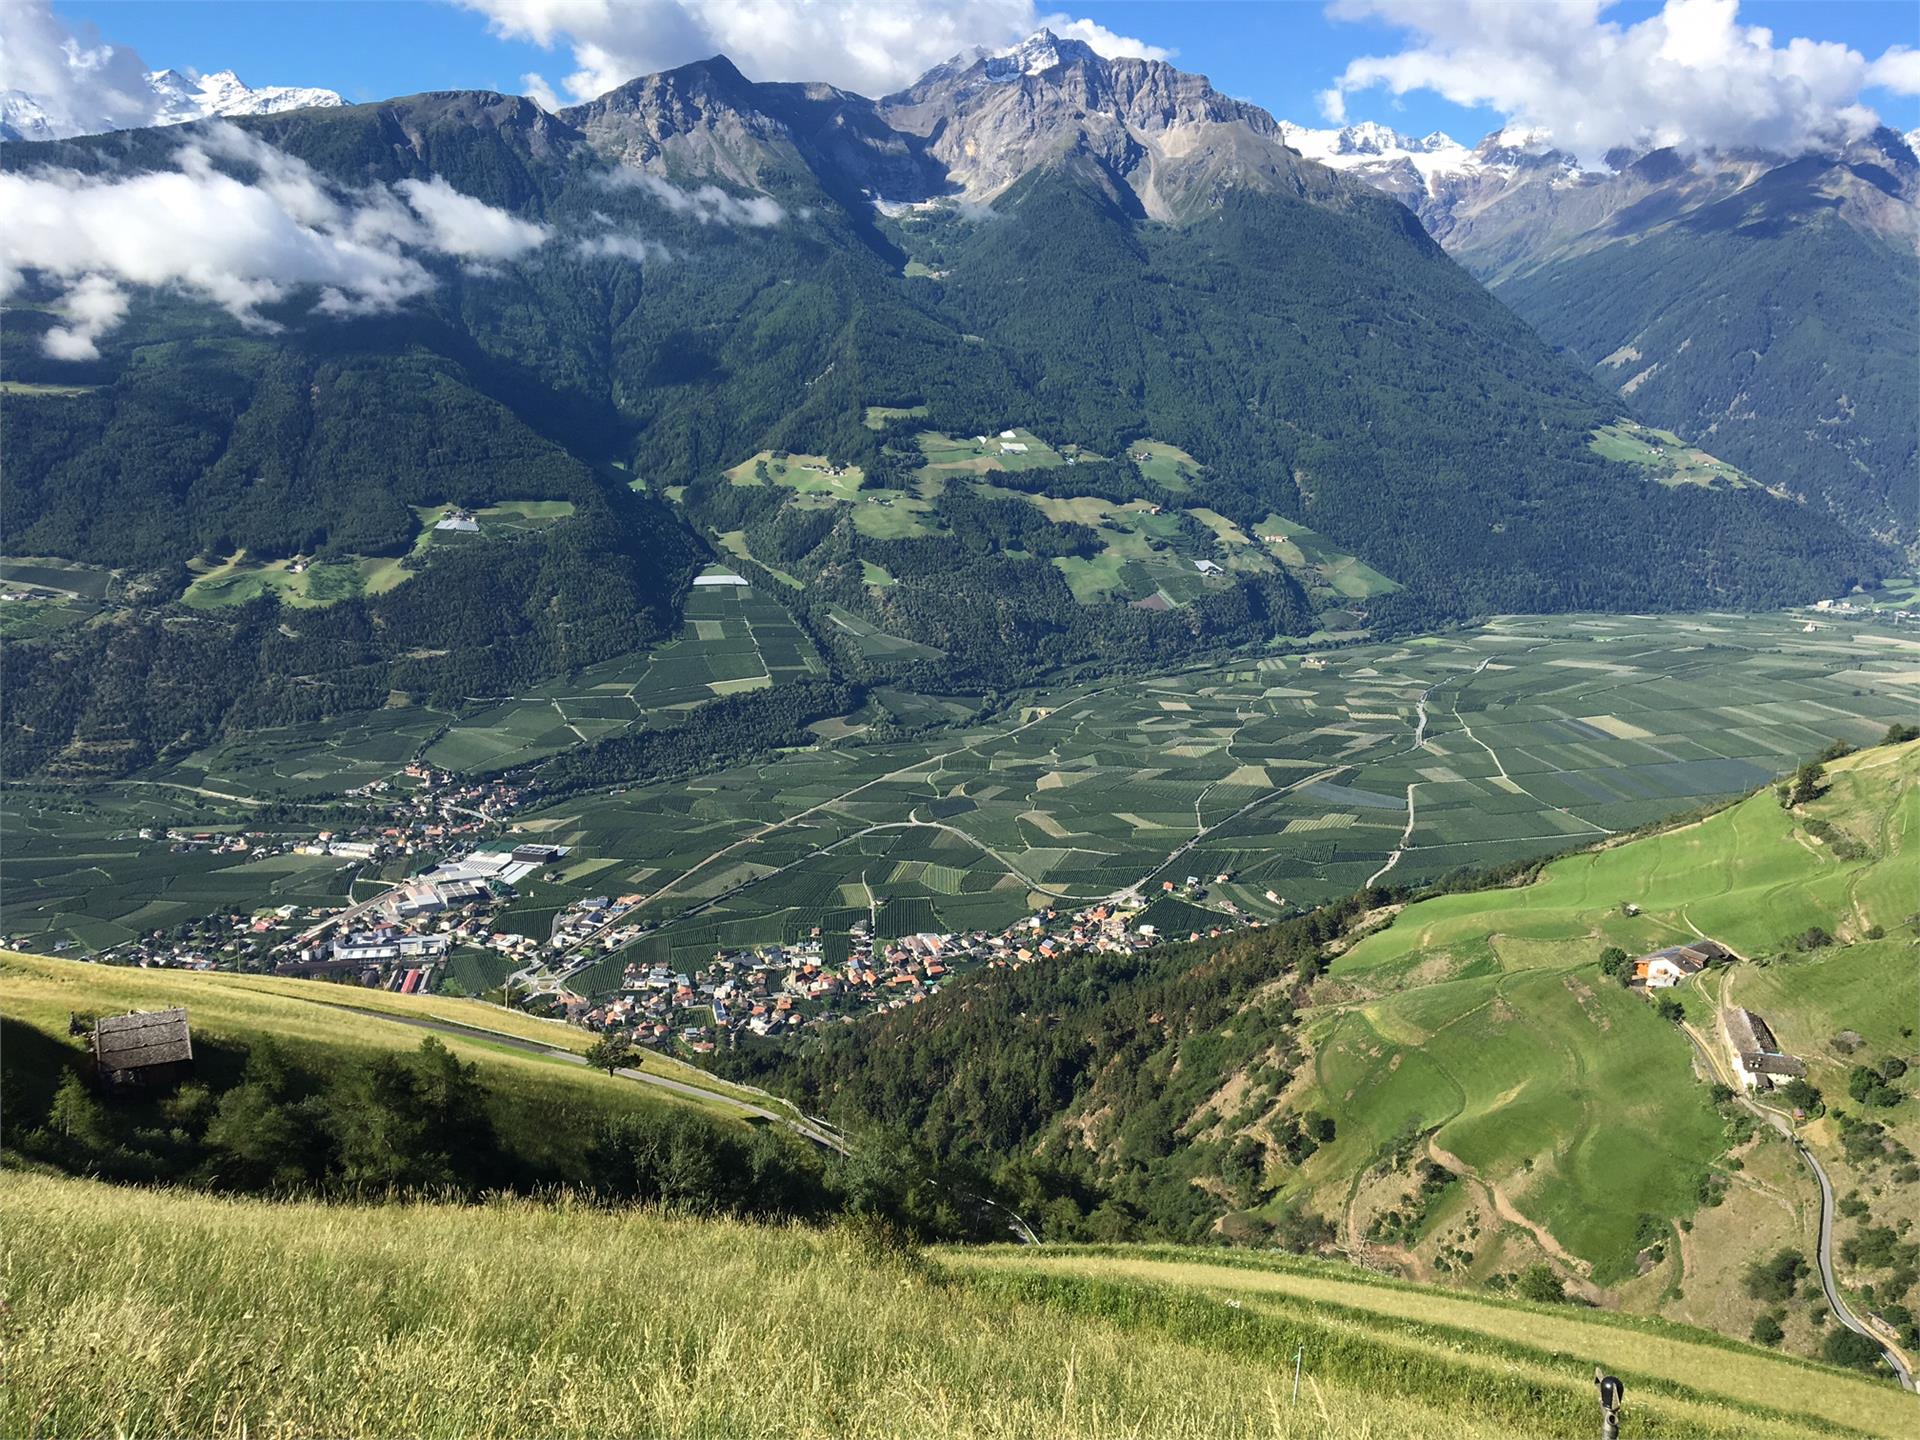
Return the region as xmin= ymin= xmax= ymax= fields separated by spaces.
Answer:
xmin=0 ymin=557 xmax=114 ymax=636
xmin=510 ymin=613 xmax=1917 ymax=983
xmin=1590 ymin=421 xmax=1758 ymax=490
xmin=862 ymin=403 xmax=929 ymax=429
xmin=181 ymin=549 xmax=416 ymax=609
xmin=425 ymin=583 xmax=825 ymax=772
xmin=1124 ymin=438 xmax=1200 ymax=491
xmin=152 ymin=705 xmax=458 ymax=800
xmin=1255 ymin=516 xmax=1401 ymax=600
xmin=5 ymin=1180 xmax=1904 ymax=1440
xmin=0 ymin=556 xmax=114 ymax=600
xmin=0 ymin=791 xmax=353 ymax=955
xmin=726 ymin=449 xmax=940 ymax=539
xmin=180 ymin=501 xmax=577 ymax=610
xmin=1288 ymin=741 xmax=1917 ymax=1335
xmin=896 ymin=430 xmax=1395 ymax=609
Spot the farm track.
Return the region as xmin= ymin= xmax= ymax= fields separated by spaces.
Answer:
xmin=1680 ymin=978 xmax=1917 ymax=1392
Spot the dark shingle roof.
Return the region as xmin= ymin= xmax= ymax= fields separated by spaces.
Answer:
xmin=93 ymin=1008 xmax=193 ymax=1071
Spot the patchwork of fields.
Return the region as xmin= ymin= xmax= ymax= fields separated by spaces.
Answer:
xmin=0 ymin=790 xmax=357 ymax=952
xmin=505 ymin=614 xmax=1916 ymax=981
xmin=7 ymin=611 xmax=1913 ymax=971
xmin=423 ymin=584 xmax=825 ymax=772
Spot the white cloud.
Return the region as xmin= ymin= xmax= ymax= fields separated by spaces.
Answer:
xmin=1323 ymin=0 xmax=1912 ymax=163
xmin=0 ymin=1 xmax=154 ymax=137
xmin=602 ymin=169 xmax=787 ymax=226
xmin=463 ymin=0 xmax=1168 ymax=104
xmin=0 ymin=123 xmax=551 ymax=358
xmin=395 ymin=175 xmax=551 ymax=259
xmin=576 ymin=230 xmax=672 ymax=263
xmin=521 ymin=71 xmax=563 ymax=111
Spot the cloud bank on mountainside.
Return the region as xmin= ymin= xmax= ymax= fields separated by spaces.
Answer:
xmin=1321 ymin=0 xmax=1920 ymax=165
xmin=0 ymin=124 xmax=548 ymax=359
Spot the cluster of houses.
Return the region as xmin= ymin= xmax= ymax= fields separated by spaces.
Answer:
xmin=1620 ymin=936 xmax=1809 ymax=1095
xmin=566 ymin=894 xmax=1253 ymax=1052
xmin=1628 ymin=938 xmax=1732 ymax=988
xmin=1806 ymin=596 xmax=1916 ymax=626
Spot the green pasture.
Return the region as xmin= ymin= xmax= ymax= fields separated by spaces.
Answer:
xmin=1125 ymin=438 xmax=1200 ymax=491
xmin=1298 ymin=741 xmax=1917 ymax=1279
xmin=425 ymin=585 xmax=823 ymax=772
xmin=1590 ymin=421 xmax=1754 ymax=489
xmin=862 ymin=403 xmax=928 ymax=429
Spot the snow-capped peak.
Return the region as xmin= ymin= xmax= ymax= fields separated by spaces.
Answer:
xmin=0 ymin=67 xmax=340 ymax=142
xmin=148 ymin=68 xmax=342 ymax=123
xmin=1278 ymin=120 xmax=1483 ymax=183
xmin=983 ymin=30 xmax=1095 ymax=83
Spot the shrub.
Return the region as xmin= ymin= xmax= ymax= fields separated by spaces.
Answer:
xmin=1513 ymin=1264 xmax=1567 ymax=1304
xmin=1821 ymin=1328 xmax=1885 ymax=1373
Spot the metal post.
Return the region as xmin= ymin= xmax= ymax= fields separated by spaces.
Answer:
xmin=1595 ymin=1366 xmax=1624 ymax=1440
xmin=1292 ymin=1347 xmax=1303 ymax=1406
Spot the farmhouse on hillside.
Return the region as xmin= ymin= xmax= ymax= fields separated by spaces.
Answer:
xmin=91 ymin=1007 xmax=194 ymax=1095
xmin=1630 ymin=938 xmax=1732 ymax=988
xmin=1720 ymin=1006 xmax=1806 ymax=1091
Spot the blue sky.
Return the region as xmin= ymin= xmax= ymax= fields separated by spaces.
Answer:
xmin=53 ymin=0 xmax=1920 ymax=140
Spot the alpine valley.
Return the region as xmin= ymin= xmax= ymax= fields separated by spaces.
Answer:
xmin=4 ymin=23 xmax=1919 ymax=1437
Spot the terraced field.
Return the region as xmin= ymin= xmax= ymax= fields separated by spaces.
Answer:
xmin=509 ymin=613 xmax=1916 ymax=981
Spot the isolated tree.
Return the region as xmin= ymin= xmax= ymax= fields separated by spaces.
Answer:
xmin=584 ymin=1034 xmax=636 ymax=1076
xmin=1513 ymin=1264 xmax=1567 ymax=1304
xmin=1598 ymin=946 xmax=1631 ymax=980
xmin=1782 ymin=760 xmax=1826 ymax=808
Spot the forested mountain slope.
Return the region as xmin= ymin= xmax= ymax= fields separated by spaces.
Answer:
xmin=0 ymin=42 xmax=1893 ymax=777
xmin=1301 ymin=122 xmax=1920 ymax=547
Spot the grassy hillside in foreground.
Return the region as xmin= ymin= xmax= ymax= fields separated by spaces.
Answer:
xmin=0 ymin=952 xmax=828 ymax=1206
xmin=1289 ymin=742 xmax=1917 ymax=1328
xmin=3 ymin=1172 xmax=1910 ymax=1440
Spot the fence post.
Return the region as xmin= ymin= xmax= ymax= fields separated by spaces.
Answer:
xmin=1292 ymin=1346 xmax=1303 ymax=1407
xmin=1595 ymin=1366 xmax=1624 ymax=1439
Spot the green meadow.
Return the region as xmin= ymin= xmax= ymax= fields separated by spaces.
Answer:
xmin=1293 ymin=741 xmax=1918 ymax=1289
xmin=4 ymin=1181 xmax=1905 ymax=1440
xmin=1590 ymin=421 xmax=1756 ymax=490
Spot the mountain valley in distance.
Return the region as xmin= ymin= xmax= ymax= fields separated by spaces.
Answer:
xmin=4 ymin=18 xmax=1919 ymax=1435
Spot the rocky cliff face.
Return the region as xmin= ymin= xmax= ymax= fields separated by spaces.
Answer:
xmin=876 ymin=30 xmax=1349 ymax=220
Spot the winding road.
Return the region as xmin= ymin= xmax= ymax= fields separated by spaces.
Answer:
xmin=1679 ymin=1003 xmax=1915 ymax=1391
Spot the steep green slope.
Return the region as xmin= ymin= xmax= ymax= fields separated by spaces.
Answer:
xmin=4 ymin=1173 xmax=1908 ymax=1439
xmin=1289 ymin=741 xmax=1917 ymax=1317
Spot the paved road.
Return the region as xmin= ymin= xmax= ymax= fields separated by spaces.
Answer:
xmin=1680 ymin=1012 xmax=1915 ymax=1391
xmin=299 ymin=997 xmax=848 ymax=1153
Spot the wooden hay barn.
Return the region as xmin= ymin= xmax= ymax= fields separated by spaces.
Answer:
xmin=91 ymin=1007 xmax=194 ymax=1095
